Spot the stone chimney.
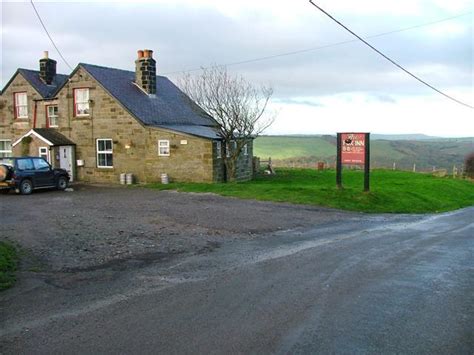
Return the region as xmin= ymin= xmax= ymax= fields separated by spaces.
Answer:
xmin=135 ymin=49 xmax=156 ymax=95
xmin=39 ymin=51 xmax=57 ymax=85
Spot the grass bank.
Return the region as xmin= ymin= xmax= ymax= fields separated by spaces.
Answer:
xmin=146 ymin=169 xmax=474 ymax=213
xmin=0 ymin=241 xmax=18 ymax=291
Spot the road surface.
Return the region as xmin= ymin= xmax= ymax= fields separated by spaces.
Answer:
xmin=1 ymin=207 xmax=473 ymax=354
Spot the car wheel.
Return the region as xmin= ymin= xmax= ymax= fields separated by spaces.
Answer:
xmin=20 ymin=179 xmax=33 ymax=195
xmin=57 ymin=176 xmax=68 ymax=191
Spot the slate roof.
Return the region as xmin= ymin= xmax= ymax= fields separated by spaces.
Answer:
xmin=18 ymin=69 xmax=69 ymax=99
xmin=33 ymin=128 xmax=76 ymax=146
xmin=79 ymin=64 xmax=221 ymax=139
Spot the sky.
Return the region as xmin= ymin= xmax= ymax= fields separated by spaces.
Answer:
xmin=1 ymin=0 xmax=473 ymax=137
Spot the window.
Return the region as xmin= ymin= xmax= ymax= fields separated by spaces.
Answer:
xmin=216 ymin=141 xmax=222 ymax=159
xmin=47 ymin=105 xmax=59 ymax=127
xmin=74 ymin=88 xmax=90 ymax=116
xmin=14 ymin=92 xmax=28 ymax=118
xmin=243 ymin=143 xmax=248 ymax=156
xmin=33 ymin=157 xmax=50 ymax=170
xmin=0 ymin=140 xmax=12 ymax=157
xmin=158 ymin=140 xmax=170 ymax=156
xmin=39 ymin=147 xmax=49 ymax=162
xmin=97 ymin=139 xmax=113 ymax=168
xmin=17 ymin=159 xmax=34 ymax=171
xmin=226 ymin=140 xmax=236 ymax=158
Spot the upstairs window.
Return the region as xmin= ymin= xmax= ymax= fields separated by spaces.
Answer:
xmin=74 ymin=88 xmax=90 ymax=116
xmin=97 ymin=139 xmax=113 ymax=168
xmin=14 ymin=92 xmax=28 ymax=118
xmin=243 ymin=143 xmax=248 ymax=156
xmin=47 ymin=105 xmax=59 ymax=127
xmin=158 ymin=140 xmax=170 ymax=156
xmin=0 ymin=140 xmax=12 ymax=158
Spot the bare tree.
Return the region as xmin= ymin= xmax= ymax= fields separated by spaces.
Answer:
xmin=180 ymin=65 xmax=274 ymax=181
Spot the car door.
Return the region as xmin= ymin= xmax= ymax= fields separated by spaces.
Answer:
xmin=32 ymin=158 xmax=55 ymax=187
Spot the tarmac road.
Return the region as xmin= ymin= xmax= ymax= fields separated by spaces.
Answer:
xmin=1 ymin=206 xmax=473 ymax=354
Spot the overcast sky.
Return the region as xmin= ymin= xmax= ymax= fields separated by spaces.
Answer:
xmin=1 ymin=0 xmax=473 ymax=136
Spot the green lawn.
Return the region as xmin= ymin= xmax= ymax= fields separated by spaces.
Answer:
xmin=146 ymin=169 xmax=474 ymax=213
xmin=0 ymin=242 xmax=18 ymax=291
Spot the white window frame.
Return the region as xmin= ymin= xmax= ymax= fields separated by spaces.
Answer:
xmin=243 ymin=143 xmax=248 ymax=156
xmin=38 ymin=147 xmax=50 ymax=162
xmin=14 ymin=92 xmax=28 ymax=118
xmin=96 ymin=139 xmax=113 ymax=168
xmin=74 ymin=88 xmax=90 ymax=117
xmin=0 ymin=140 xmax=12 ymax=157
xmin=47 ymin=105 xmax=59 ymax=127
xmin=158 ymin=140 xmax=170 ymax=156
xmin=216 ymin=141 xmax=222 ymax=159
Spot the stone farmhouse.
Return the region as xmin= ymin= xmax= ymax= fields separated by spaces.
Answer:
xmin=0 ymin=50 xmax=253 ymax=183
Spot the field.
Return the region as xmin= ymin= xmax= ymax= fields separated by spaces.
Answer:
xmin=147 ymin=169 xmax=474 ymax=213
xmin=254 ymin=135 xmax=474 ymax=171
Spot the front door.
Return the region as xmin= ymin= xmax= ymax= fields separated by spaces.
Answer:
xmin=59 ymin=146 xmax=74 ymax=182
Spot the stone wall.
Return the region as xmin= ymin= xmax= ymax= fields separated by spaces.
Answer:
xmin=235 ymin=139 xmax=253 ymax=181
xmin=211 ymin=139 xmax=254 ymax=182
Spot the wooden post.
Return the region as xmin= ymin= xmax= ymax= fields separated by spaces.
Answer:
xmin=413 ymin=163 xmax=416 ymax=172
xmin=364 ymin=133 xmax=370 ymax=192
xmin=336 ymin=133 xmax=342 ymax=189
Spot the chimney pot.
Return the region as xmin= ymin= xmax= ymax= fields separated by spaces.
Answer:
xmin=137 ymin=50 xmax=144 ymax=59
xmin=44 ymin=51 xmax=49 ymax=59
xmin=143 ymin=49 xmax=153 ymax=59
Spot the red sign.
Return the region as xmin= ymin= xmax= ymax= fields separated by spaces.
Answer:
xmin=341 ymin=133 xmax=366 ymax=165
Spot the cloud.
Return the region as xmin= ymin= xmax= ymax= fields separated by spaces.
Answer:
xmin=2 ymin=0 xmax=472 ymax=136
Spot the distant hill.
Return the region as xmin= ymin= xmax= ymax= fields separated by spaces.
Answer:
xmin=370 ymin=134 xmax=439 ymax=140
xmin=254 ymin=135 xmax=474 ymax=171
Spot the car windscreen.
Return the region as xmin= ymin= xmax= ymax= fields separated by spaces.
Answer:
xmin=33 ymin=158 xmax=51 ymax=170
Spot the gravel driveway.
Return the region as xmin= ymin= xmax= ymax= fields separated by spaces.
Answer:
xmin=0 ymin=184 xmax=353 ymax=272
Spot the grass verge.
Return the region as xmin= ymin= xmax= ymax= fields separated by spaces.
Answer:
xmin=145 ymin=169 xmax=474 ymax=213
xmin=0 ymin=241 xmax=18 ymax=291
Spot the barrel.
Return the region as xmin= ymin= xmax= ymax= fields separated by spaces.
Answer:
xmin=126 ymin=173 xmax=133 ymax=185
xmin=161 ymin=173 xmax=169 ymax=184
xmin=119 ymin=173 xmax=126 ymax=185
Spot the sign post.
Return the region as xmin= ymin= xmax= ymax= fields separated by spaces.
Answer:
xmin=336 ymin=132 xmax=370 ymax=191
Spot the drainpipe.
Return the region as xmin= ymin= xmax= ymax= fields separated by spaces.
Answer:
xmin=33 ymin=100 xmax=38 ymax=128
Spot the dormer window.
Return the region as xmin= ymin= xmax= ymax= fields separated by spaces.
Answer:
xmin=14 ymin=92 xmax=28 ymax=118
xmin=73 ymin=88 xmax=90 ymax=116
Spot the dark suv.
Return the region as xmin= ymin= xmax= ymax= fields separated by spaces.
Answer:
xmin=0 ymin=157 xmax=70 ymax=195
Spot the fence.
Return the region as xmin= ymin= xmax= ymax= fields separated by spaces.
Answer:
xmin=255 ymin=157 xmax=466 ymax=178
